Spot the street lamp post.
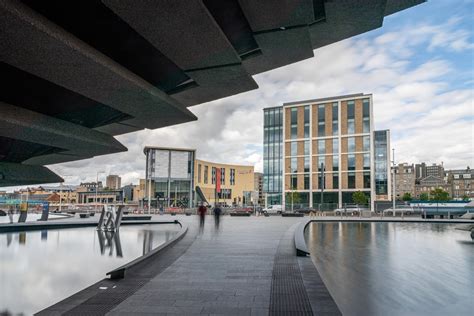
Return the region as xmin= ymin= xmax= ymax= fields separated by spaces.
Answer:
xmin=392 ymin=148 xmax=396 ymax=217
xmin=95 ymin=171 xmax=105 ymax=213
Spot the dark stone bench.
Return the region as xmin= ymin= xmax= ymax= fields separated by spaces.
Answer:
xmin=122 ymin=215 xmax=152 ymax=221
xmin=230 ymin=212 xmax=251 ymax=216
xmin=282 ymin=213 xmax=304 ymax=217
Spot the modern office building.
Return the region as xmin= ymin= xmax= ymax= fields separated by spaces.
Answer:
xmin=144 ymin=147 xmax=195 ymax=208
xmin=106 ymin=175 xmax=121 ymax=190
xmin=194 ymin=159 xmax=254 ymax=206
xmin=263 ymin=93 xmax=391 ymax=210
xmin=143 ymin=147 xmax=255 ymax=208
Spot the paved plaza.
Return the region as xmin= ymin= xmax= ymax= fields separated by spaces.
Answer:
xmin=37 ymin=215 xmax=340 ymax=315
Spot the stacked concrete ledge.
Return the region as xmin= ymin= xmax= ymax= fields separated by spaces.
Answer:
xmin=107 ymin=221 xmax=188 ymax=279
xmin=294 ymin=217 xmax=474 ymax=257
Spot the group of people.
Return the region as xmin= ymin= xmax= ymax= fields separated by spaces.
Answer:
xmin=197 ymin=202 xmax=222 ymax=229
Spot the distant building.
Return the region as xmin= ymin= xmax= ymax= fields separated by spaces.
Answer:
xmin=393 ymin=163 xmax=416 ymax=199
xmin=122 ymin=184 xmax=135 ymax=202
xmin=106 ymin=175 xmax=121 ymax=190
xmin=144 ymin=147 xmax=195 ymax=208
xmin=447 ymin=167 xmax=473 ymax=200
xmin=143 ymin=146 xmax=256 ymax=208
xmin=194 ymin=159 xmax=255 ymax=206
xmin=415 ymin=175 xmax=452 ymax=199
xmin=415 ymin=162 xmax=445 ymax=182
xmin=79 ymin=182 xmax=103 ymax=191
xmin=254 ymin=172 xmax=264 ymax=206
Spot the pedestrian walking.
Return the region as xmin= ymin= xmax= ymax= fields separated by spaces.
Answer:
xmin=198 ymin=202 xmax=207 ymax=229
xmin=213 ymin=204 xmax=222 ymax=229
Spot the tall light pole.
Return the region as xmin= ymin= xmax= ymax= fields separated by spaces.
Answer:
xmin=95 ymin=171 xmax=105 ymax=213
xmin=392 ymin=148 xmax=396 ymax=216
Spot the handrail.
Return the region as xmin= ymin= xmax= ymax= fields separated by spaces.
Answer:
xmin=106 ymin=220 xmax=187 ymax=279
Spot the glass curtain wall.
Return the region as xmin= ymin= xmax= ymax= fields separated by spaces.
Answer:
xmin=374 ymin=130 xmax=389 ymax=195
xmin=263 ymin=107 xmax=283 ymax=205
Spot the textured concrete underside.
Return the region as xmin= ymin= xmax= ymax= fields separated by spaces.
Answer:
xmin=0 ymin=0 xmax=424 ymax=185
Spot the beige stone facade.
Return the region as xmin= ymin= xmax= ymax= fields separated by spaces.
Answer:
xmin=194 ymin=159 xmax=255 ymax=206
xmin=279 ymin=93 xmax=381 ymax=209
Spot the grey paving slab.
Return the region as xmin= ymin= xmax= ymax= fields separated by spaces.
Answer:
xmin=107 ymin=216 xmax=301 ymax=315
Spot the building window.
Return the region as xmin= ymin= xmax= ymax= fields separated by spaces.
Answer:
xmin=348 ymin=154 xmax=355 ymax=171
xmin=304 ymin=140 xmax=310 ymax=156
xmin=333 ymin=174 xmax=339 ymax=189
xmin=291 ymin=174 xmax=297 ymax=189
xmin=333 ymin=155 xmax=339 ymax=172
xmin=363 ymin=171 xmax=371 ymax=188
xmin=291 ymin=142 xmax=298 ymax=156
xmin=347 ymin=100 xmax=355 ymax=134
xmin=318 ymin=105 xmax=325 ymax=137
xmin=348 ymin=137 xmax=355 ymax=152
xmin=291 ymin=108 xmax=297 ymax=139
xmin=304 ymin=106 xmax=310 ymax=138
xmin=332 ymin=103 xmax=338 ymax=135
xmin=333 ymin=138 xmax=338 ymax=154
xmin=363 ymin=99 xmax=370 ymax=116
xmin=318 ymin=140 xmax=325 ymax=154
xmin=363 ymin=117 xmax=370 ymax=133
xmin=304 ymin=156 xmax=310 ymax=173
xmin=304 ymin=174 xmax=310 ymax=190
xmin=363 ymin=136 xmax=370 ymax=152
xmin=363 ymin=153 xmax=370 ymax=170
xmin=291 ymin=158 xmax=297 ymax=173
xmin=221 ymin=168 xmax=225 ymax=185
xmin=204 ymin=166 xmax=208 ymax=184
xmin=198 ymin=164 xmax=202 ymax=183
xmin=212 ymin=167 xmax=216 ymax=184
xmin=318 ymin=156 xmax=325 ymax=172
xmin=348 ymin=172 xmax=356 ymax=189
xmin=230 ymin=168 xmax=235 ymax=185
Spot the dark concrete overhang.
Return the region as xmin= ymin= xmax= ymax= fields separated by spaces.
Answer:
xmin=0 ymin=0 xmax=424 ymax=186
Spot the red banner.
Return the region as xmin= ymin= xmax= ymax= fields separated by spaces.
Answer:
xmin=216 ymin=167 xmax=221 ymax=193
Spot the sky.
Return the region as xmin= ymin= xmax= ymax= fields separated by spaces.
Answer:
xmin=3 ymin=0 xmax=474 ymax=190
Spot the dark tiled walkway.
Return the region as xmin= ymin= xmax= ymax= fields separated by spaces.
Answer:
xmin=39 ymin=216 xmax=341 ymax=315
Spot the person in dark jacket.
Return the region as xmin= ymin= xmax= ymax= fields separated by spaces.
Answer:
xmin=213 ymin=204 xmax=222 ymax=229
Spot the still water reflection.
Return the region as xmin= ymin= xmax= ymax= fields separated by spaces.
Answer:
xmin=306 ymin=222 xmax=473 ymax=316
xmin=0 ymin=224 xmax=179 ymax=315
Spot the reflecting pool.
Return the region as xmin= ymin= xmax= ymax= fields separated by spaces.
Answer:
xmin=306 ymin=222 xmax=473 ymax=316
xmin=0 ymin=224 xmax=180 ymax=315
xmin=0 ymin=213 xmax=68 ymax=224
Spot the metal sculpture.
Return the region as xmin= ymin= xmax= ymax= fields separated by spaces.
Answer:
xmin=97 ymin=205 xmax=123 ymax=232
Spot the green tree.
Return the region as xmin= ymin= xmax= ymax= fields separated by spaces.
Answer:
xmin=286 ymin=187 xmax=301 ymax=211
xmin=352 ymin=191 xmax=368 ymax=206
xmin=419 ymin=193 xmax=429 ymax=201
xmin=461 ymin=194 xmax=470 ymax=202
xmin=402 ymin=192 xmax=412 ymax=201
xmin=430 ymin=188 xmax=450 ymax=201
